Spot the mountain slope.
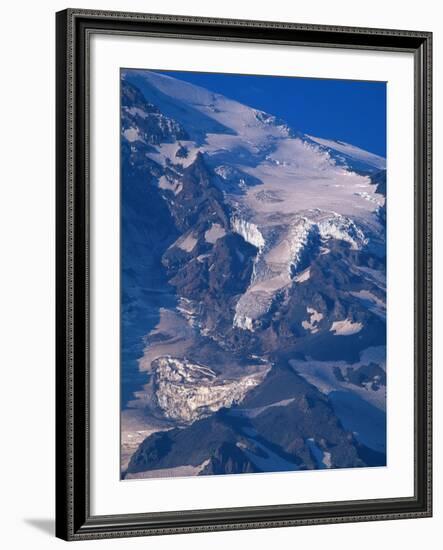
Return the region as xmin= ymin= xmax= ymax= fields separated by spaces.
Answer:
xmin=120 ymin=70 xmax=387 ymax=478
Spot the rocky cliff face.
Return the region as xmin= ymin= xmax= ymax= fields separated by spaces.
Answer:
xmin=121 ymin=71 xmax=387 ymax=478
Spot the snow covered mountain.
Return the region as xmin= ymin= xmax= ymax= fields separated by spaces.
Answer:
xmin=120 ymin=70 xmax=387 ymax=478
xmin=305 ymin=134 xmax=386 ymax=174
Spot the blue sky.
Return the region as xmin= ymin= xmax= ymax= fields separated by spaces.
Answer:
xmin=155 ymin=70 xmax=386 ymax=158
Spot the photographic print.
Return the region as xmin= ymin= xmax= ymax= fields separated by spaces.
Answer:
xmin=120 ymin=68 xmax=387 ymax=480
xmin=56 ymin=11 xmax=432 ymax=539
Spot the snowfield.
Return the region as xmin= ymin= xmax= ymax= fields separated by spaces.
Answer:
xmin=120 ymin=70 xmax=387 ymax=477
xmin=122 ymin=69 xmax=385 ymax=332
xmin=306 ymin=134 xmax=387 ymax=171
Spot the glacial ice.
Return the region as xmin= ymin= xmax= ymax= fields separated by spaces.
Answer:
xmin=231 ymin=217 xmax=265 ymax=250
xmin=317 ymin=214 xmax=368 ymax=250
xmin=152 ymin=356 xmax=267 ymax=423
xmin=233 ymin=212 xmax=368 ymax=331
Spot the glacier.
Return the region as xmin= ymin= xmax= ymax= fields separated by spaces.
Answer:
xmin=232 ymin=211 xmax=369 ymax=331
xmin=121 ymin=67 xmax=385 ymax=346
xmin=120 ymin=69 xmax=387 ymax=478
xmin=231 ymin=217 xmax=265 ymax=250
xmin=153 ymin=356 xmax=269 ymax=423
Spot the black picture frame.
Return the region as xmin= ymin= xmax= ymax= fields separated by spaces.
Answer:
xmin=56 ymin=8 xmax=432 ymax=541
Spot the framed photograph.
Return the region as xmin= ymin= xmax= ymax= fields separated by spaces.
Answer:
xmin=56 ymin=9 xmax=432 ymax=541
